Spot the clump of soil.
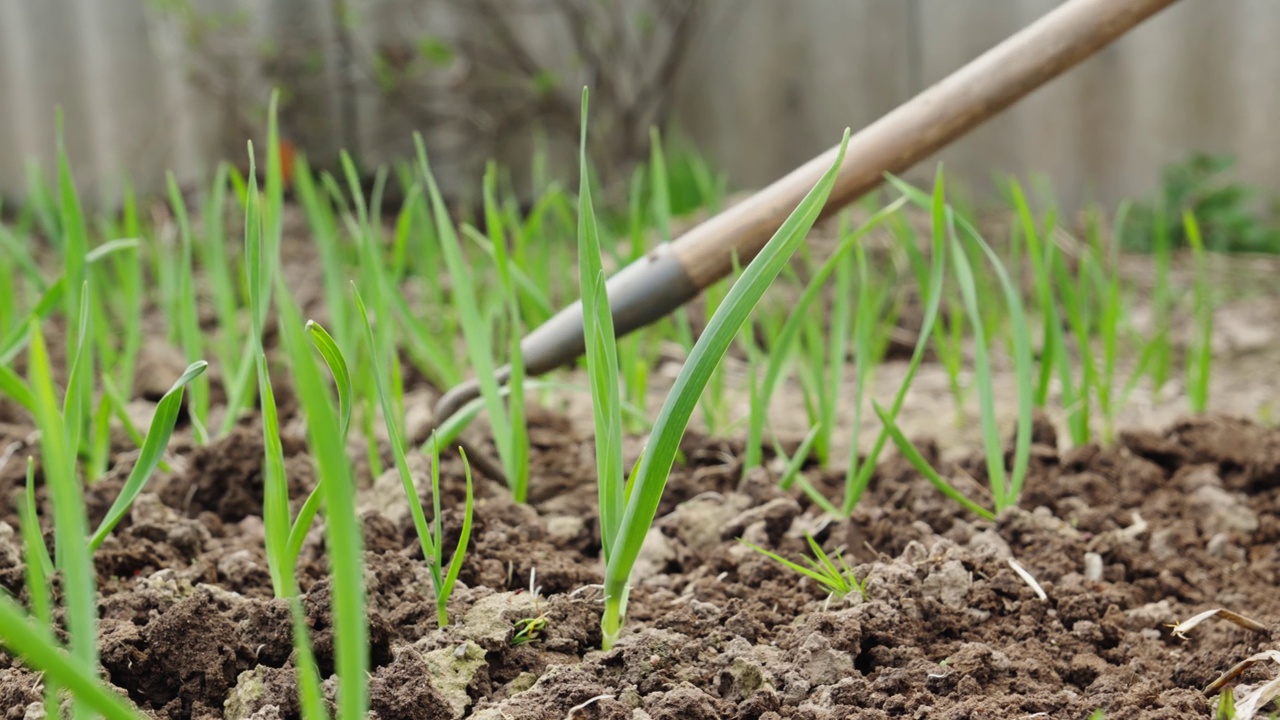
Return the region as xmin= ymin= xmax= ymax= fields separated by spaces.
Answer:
xmin=3 ymin=404 xmax=1280 ymax=719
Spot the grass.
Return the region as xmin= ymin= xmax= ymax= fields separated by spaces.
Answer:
xmin=0 ymin=83 xmax=1238 ymax=714
xmin=590 ymin=105 xmax=855 ymax=647
xmin=739 ymin=532 xmax=868 ymax=600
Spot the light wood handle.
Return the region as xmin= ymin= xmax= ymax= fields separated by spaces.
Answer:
xmin=671 ymin=0 xmax=1182 ymax=288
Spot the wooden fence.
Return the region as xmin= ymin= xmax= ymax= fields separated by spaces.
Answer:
xmin=1 ymin=0 xmax=1275 ymax=213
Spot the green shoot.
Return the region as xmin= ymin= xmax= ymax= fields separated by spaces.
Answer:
xmin=1148 ymin=207 xmax=1174 ymax=396
xmin=754 ymin=199 xmax=908 ymax=493
xmin=278 ymin=289 xmax=368 ymax=720
xmin=1184 ymin=209 xmax=1214 ymax=413
xmin=26 ymin=320 xmax=99 ymax=720
xmin=19 ymin=457 xmax=58 ymax=719
xmin=167 ymin=172 xmax=210 ymax=443
xmin=355 ymin=285 xmax=474 ymax=626
xmin=778 ymin=422 xmax=823 ymax=493
xmin=416 ymin=134 xmax=527 ymax=502
xmin=739 ymin=533 xmax=867 ymax=600
xmin=306 ymin=321 xmax=354 ymax=439
xmin=482 ymin=162 xmax=530 ymax=505
xmin=600 ymin=126 xmax=854 ymax=649
xmin=840 ymin=173 xmax=949 ymax=513
xmin=890 ymin=171 xmax=1035 ymax=511
xmin=578 ymin=87 xmax=626 ymax=566
xmin=89 ymin=361 xmax=209 ymax=550
xmin=197 ymin=162 xmax=244 ymax=384
xmin=873 ymin=400 xmax=995 ymax=520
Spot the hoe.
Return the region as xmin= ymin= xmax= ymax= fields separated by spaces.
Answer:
xmin=434 ymin=0 xmax=1184 ymax=423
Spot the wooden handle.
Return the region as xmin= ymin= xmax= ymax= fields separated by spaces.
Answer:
xmin=671 ymin=0 xmax=1182 ymax=288
xmin=433 ymin=0 xmax=1181 ymax=424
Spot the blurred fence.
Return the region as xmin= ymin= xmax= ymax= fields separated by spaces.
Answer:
xmin=1 ymin=0 xmax=1276 ymax=213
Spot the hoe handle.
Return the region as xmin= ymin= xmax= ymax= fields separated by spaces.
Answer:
xmin=434 ymin=0 xmax=1182 ymax=422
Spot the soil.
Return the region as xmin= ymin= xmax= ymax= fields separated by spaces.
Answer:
xmin=3 ymin=208 xmax=1280 ymax=719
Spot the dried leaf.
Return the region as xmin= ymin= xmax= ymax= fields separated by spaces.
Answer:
xmin=1171 ymin=608 xmax=1268 ymax=640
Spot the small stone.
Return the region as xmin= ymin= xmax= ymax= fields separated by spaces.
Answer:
xmin=461 ymin=592 xmax=540 ymax=650
xmin=665 ymin=494 xmax=749 ymax=552
xmin=968 ymin=529 xmax=1012 ymax=561
xmin=1083 ymin=552 xmax=1104 ymax=582
xmin=720 ymin=497 xmax=802 ymax=543
xmin=1189 ymin=485 xmax=1258 ymax=537
xmin=0 ymin=522 xmax=21 ymax=571
xmin=1124 ymin=599 xmax=1175 ymax=631
xmin=1206 ymin=532 xmax=1231 ymax=558
xmin=546 ymin=515 xmax=587 ymax=547
xmin=1148 ymin=528 xmax=1179 ymax=561
xmin=420 ymin=640 xmax=486 ymax=719
xmin=922 ymin=559 xmax=971 ymax=609
xmin=632 ymin=528 xmax=675 ymax=583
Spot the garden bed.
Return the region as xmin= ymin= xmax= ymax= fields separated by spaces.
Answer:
xmin=4 ymin=337 xmax=1280 ymax=718
xmin=3 ymin=117 xmax=1280 ymax=719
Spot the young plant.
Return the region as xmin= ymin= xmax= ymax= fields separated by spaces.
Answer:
xmin=1184 ymin=209 xmax=1214 ymax=413
xmin=88 ymin=361 xmax=209 ymax=549
xmin=241 ymin=127 xmax=329 ymax=720
xmin=842 ymin=172 xmax=952 ymax=513
xmin=595 ymin=117 xmax=855 ymax=649
xmin=355 ymin=286 xmax=474 ymax=626
xmin=480 ymin=161 xmax=530 ymax=502
xmin=577 ymin=88 xmax=627 ymax=572
xmin=416 ymin=135 xmax=529 ymax=503
xmin=739 ymin=533 xmax=868 ymax=600
xmin=278 ymin=287 xmax=369 ymax=720
xmin=24 ymin=320 xmax=99 ymax=720
xmin=881 ymin=169 xmax=1035 ymax=515
xmin=747 ymin=198 xmax=907 ymax=493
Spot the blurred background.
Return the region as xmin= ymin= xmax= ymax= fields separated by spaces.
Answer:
xmin=1 ymin=0 xmax=1278 ymax=224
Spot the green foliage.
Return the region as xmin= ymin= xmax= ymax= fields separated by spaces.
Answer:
xmin=597 ymin=125 xmax=854 ymax=649
xmin=739 ymin=533 xmax=868 ymax=600
xmin=1124 ymin=152 xmax=1280 ymax=254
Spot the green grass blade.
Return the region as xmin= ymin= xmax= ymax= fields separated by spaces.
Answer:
xmin=27 ymin=321 xmax=99 ymax=717
xmin=354 ymin=285 xmax=440 ymax=589
xmin=960 ymin=224 xmax=1035 ymax=507
xmin=199 ymin=162 xmax=243 ymax=369
xmin=760 ymin=198 xmax=908 ymax=428
xmin=949 ymin=228 xmax=1006 ymax=502
xmin=0 ymin=363 xmax=34 ymax=412
xmin=842 ymin=172 xmax=950 ymax=511
xmin=62 ymin=284 xmax=91 ymax=462
xmin=414 ymin=133 xmax=519 ymax=499
xmin=306 ymin=321 xmax=354 ymax=440
xmin=89 ymin=361 xmax=209 ymax=550
xmin=438 ymin=447 xmax=475 ymax=627
xmin=873 ymin=401 xmax=994 ymax=520
xmin=21 ymin=457 xmax=54 ymax=605
xmin=737 ymin=538 xmax=838 ymax=588
xmin=483 ymin=162 xmax=530 ymax=511
xmin=778 ymin=422 xmax=822 ymax=492
xmin=57 ymin=114 xmax=89 ymax=388
xmin=0 ymin=277 xmax=63 ymax=366
xmin=602 ymin=127 xmax=853 ymax=649
xmin=20 ymin=457 xmax=59 ymax=719
xmin=578 ymin=88 xmax=625 ymax=562
xmin=0 ymin=597 xmax=145 ymax=720
xmin=278 ymin=290 xmax=367 ymax=720
xmin=1184 ymin=209 xmax=1213 ymax=413
xmin=243 ymin=152 xmax=294 ymax=597
xmin=167 ymin=173 xmax=210 ymax=443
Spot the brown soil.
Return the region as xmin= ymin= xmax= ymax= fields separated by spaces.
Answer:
xmin=4 ymin=394 xmax=1280 ymax=719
